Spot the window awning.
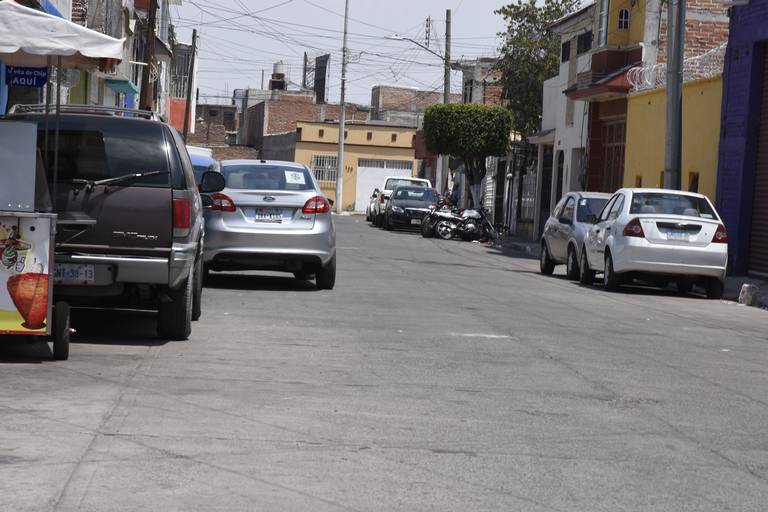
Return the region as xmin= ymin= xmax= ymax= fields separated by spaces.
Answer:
xmin=105 ymin=78 xmax=139 ymax=94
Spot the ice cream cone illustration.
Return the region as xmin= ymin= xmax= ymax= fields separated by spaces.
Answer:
xmin=0 ymin=227 xmax=31 ymax=271
xmin=7 ymin=271 xmax=49 ymax=329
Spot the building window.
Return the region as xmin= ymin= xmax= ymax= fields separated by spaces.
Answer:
xmin=319 ymin=129 xmax=325 ymax=138
xmin=463 ymin=81 xmax=474 ymax=103
xmin=296 ymin=127 xmax=302 ymax=141
xmin=391 ymin=133 xmax=397 ymax=143
xmin=311 ymin=154 xmax=338 ymax=183
xmin=597 ymin=0 xmax=609 ymax=46
xmin=344 ymin=130 xmax=348 ymax=139
xmin=577 ymin=31 xmax=593 ymax=55
xmin=618 ymin=9 xmax=630 ymax=30
xmin=635 ymin=175 xmax=643 ymax=187
xmin=561 ymin=41 xmax=571 ymax=62
xmin=367 ymin=131 xmax=372 ymax=141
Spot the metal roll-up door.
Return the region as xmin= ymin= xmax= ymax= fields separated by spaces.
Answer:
xmin=748 ymin=51 xmax=768 ymax=275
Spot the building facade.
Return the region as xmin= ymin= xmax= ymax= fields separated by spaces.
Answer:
xmin=294 ymin=121 xmax=418 ymax=211
xmin=716 ymin=0 xmax=768 ymax=276
xmin=567 ymin=0 xmax=729 ymax=193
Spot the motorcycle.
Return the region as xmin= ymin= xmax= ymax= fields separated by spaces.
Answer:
xmin=421 ymin=200 xmax=458 ymax=238
xmin=433 ymin=206 xmax=498 ymax=242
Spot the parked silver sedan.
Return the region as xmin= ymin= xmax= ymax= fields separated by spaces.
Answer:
xmin=203 ymin=160 xmax=336 ymax=289
xmin=540 ymin=192 xmax=611 ymax=279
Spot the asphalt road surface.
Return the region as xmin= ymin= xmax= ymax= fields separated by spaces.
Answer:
xmin=2 ymin=216 xmax=768 ymax=511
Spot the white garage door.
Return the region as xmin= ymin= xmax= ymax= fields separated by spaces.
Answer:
xmin=354 ymin=159 xmax=413 ymax=212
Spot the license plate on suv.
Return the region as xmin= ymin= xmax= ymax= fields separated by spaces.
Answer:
xmin=54 ymin=263 xmax=95 ymax=285
xmin=254 ymin=208 xmax=282 ymax=223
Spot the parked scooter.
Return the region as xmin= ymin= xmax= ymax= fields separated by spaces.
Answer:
xmin=433 ymin=206 xmax=498 ymax=242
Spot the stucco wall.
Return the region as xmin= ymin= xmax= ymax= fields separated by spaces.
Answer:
xmin=294 ymin=122 xmax=417 ymax=210
xmin=624 ymin=76 xmax=722 ymax=200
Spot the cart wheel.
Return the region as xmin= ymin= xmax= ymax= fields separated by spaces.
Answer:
xmin=52 ymin=301 xmax=70 ymax=361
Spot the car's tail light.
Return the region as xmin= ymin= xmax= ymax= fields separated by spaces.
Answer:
xmin=623 ymin=218 xmax=645 ymax=238
xmin=173 ymin=198 xmax=191 ymax=237
xmin=712 ymin=223 xmax=728 ymax=243
xmin=210 ymin=193 xmax=236 ymax=212
xmin=303 ymin=196 xmax=331 ymax=214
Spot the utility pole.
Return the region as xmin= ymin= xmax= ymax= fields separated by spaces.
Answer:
xmin=335 ymin=0 xmax=349 ymax=214
xmin=663 ymin=0 xmax=685 ymax=189
xmin=437 ymin=9 xmax=451 ymax=193
xmin=139 ymin=0 xmax=158 ymax=111
xmin=182 ymin=29 xmax=197 ymax=142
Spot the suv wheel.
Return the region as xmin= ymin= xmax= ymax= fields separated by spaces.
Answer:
xmin=316 ymin=256 xmax=336 ymax=290
xmin=539 ymin=242 xmax=555 ymax=275
xmin=192 ymin=256 xmax=203 ymax=321
xmin=579 ymin=248 xmax=595 ymax=285
xmin=158 ymin=269 xmax=193 ymax=340
xmin=566 ymin=246 xmax=580 ymax=280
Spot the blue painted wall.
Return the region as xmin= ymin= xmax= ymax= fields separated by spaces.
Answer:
xmin=717 ymin=0 xmax=768 ymax=275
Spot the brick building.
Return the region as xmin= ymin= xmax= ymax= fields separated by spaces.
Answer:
xmin=370 ymin=85 xmax=461 ymax=126
xmin=242 ymin=93 xmax=369 ymax=155
xmin=716 ymin=0 xmax=768 ymax=276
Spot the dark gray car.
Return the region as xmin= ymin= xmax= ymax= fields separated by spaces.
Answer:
xmin=10 ymin=107 xmax=224 ymax=340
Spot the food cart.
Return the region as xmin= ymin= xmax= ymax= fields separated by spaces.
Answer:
xmin=0 ymin=1 xmax=124 ymax=359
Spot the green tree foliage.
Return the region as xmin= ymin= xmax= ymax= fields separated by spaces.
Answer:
xmin=423 ymin=103 xmax=512 ymax=193
xmin=496 ymin=0 xmax=581 ymax=139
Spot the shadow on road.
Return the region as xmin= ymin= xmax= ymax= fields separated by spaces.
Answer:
xmin=71 ymin=309 xmax=170 ymax=346
xmin=0 ymin=337 xmax=51 ymax=364
xmin=204 ymin=272 xmax=319 ymax=292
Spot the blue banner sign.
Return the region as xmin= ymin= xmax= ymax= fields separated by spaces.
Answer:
xmin=6 ymin=67 xmax=48 ymax=88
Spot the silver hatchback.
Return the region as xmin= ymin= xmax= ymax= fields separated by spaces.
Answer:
xmin=540 ymin=191 xmax=611 ymax=279
xmin=203 ymin=160 xmax=336 ymax=289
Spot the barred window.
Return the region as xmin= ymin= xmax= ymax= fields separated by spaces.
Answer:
xmin=358 ymin=159 xmax=413 ymax=171
xmin=311 ymin=154 xmax=338 ymax=183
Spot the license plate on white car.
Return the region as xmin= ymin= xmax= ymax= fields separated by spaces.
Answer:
xmin=54 ymin=263 xmax=95 ymax=285
xmin=667 ymin=231 xmax=689 ymax=241
xmin=411 ymin=219 xmax=422 ymax=225
xmin=254 ymin=208 xmax=282 ymax=223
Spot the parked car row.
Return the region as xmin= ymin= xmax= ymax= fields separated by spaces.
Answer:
xmin=540 ymin=188 xmax=728 ymax=299
xmin=8 ymin=106 xmax=335 ymax=344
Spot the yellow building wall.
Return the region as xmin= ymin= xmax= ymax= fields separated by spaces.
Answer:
xmin=623 ymin=76 xmax=723 ymax=201
xmin=606 ymin=0 xmax=646 ymax=47
xmin=294 ymin=123 xmax=417 ymax=211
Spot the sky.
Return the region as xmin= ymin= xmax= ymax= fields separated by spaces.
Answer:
xmin=171 ymin=0 xmax=509 ymax=105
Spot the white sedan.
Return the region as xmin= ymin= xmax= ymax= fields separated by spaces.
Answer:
xmin=579 ymin=188 xmax=728 ymax=299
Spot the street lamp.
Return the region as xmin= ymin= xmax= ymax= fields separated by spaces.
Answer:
xmin=387 ymin=9 xmax=452 ymax=192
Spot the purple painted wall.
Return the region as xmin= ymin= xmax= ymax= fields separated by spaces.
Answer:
xmin=717 ymin=0 xmax=768 ymax=274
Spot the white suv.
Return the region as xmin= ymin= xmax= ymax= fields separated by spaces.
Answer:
xmin=371 ymin=176 xmax=431 ymax=227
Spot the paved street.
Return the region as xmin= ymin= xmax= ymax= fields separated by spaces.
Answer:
xmin=1 ymin=216 xmax=768 ymax=511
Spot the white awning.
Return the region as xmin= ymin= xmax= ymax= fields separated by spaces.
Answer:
xmin=0 ymin=0 xmax=124 ymax=70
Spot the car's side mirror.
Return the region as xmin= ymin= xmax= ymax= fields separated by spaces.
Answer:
xmin=558 ymin=216 xmax=572 ymax=225
xmin=199 ymin=171 xmax=225 ymax=193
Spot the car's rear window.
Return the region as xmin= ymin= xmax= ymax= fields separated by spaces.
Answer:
xmin=394 ymin=188 xmax=438 ymax=202
xmin=630 ymin=192 xmax=718 ymax=219
xmin=34 ymin=121 xmax=170 ymax=187
xmin=385 ymin=178 xmax=426 ymax=190
xmin=221 ymin=165 xmax=315 ymax=191
xmin=577 ymin=198 xmax=609 ymax=223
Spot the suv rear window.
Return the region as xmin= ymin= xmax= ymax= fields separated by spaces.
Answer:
xmin=384 ymin=178 xmax=426 ymax=190
xmin=630 ymin=192 xmax=718 ymax=219
xmin=221 ymin=164 xmax=315 ymax=191
xmin=29 ymin=117 xmax=170 ymax=188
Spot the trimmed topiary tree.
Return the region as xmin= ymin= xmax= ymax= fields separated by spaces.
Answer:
xmin=424 ymin=103 xmax=512 ymax=207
